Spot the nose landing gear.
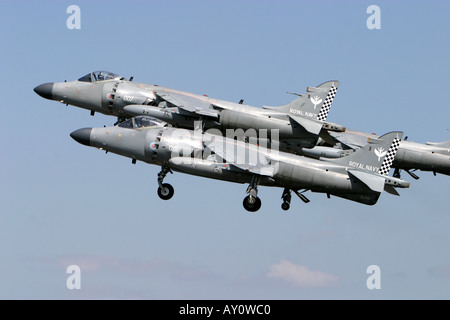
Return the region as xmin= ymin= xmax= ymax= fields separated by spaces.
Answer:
xmin=157 ymin=167 xmax=174 ymax=200
xmin=157 ymin=183 xmax=174 ymax=200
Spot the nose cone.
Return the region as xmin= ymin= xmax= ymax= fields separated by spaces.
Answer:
xmin=34 ymin=82 xmax=54 ymax=100
xmin=70 ymin=128 xmax=92 ymax=146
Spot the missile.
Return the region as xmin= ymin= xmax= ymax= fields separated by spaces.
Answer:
xmin=123 ymin=104 xmax=171 ymax=118
xmin=302 ymin=146 xmax=350 ymax=159
xmin=322 ymin=121 xmax=346 ymax=132
xmin=123 ymin=104 xmax=194 ymax=127
xmin=123 ymin=104 xmax=221 ymax=129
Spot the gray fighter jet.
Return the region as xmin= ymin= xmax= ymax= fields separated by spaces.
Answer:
xmin=34 ymin=71 xmax=344 ymax=149
xmin=70 ymin=116 xmax=409 ymax=212
xmin=323 ymin=130 xmax=450 ymax=178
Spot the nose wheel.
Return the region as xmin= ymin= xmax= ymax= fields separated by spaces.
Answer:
xmin=157 ymin=167 xmax=174 ymax=200
xmin=157 ymin=183 xmax=174 ymax=200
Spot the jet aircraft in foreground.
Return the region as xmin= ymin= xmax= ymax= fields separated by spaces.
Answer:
xmin=70 ymin=116 xmax=409 ymax=212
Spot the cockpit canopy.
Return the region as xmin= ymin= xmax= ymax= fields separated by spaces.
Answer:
xmin=117 ymin=116 xmax=167 ymax=129
xmin=78 ymin=71 xmax=124 ymax=82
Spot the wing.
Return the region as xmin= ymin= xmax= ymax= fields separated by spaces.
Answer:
xmin=329 ymin=130 xmax=378 ymax=149
xmin=288 ymin=115 xmax=324 ymax=135
xmin=202 ymin=133 xmax=276 ymax=177
xmin=155 ymin=91 xmax=219 ymax=118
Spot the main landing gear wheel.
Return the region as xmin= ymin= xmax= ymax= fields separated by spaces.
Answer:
xmin=157 ymin=183 xmax=174 ymax=200
xmin=243 ymin=175 xmax=261 ymax=212
xmin=281 ymin=188 xmax=291 ymax=211
xmin=281 ymin=202 xmax=290 ymax=211
xmin=243 ymin=195 xmax=262 ymax=212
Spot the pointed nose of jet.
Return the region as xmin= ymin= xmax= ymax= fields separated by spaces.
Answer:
xmin=34 ymin=82 xmax=54 ymax=100
xmin=70 ymin=128 xmax=92 ymax=146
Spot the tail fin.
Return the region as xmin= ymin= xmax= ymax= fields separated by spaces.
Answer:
xmin=324 ymin=131 xmax=403 ymax=175
xmin=264 ymin=81 xmax=339 ymax=122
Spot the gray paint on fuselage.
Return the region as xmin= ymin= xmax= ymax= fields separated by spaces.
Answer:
xmin=83 ymin=125 xmax=387 ymax=205
xmin=395 ymin=140 xmax=450 ymax=174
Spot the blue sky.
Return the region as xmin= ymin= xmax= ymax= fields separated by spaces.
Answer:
xmin=1 ymin=0 xmax=449 ymax=299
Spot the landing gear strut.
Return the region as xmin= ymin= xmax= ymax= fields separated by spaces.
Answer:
xmin=157 ymin=167 xmax=174 ymax=200
xmin=393 ymin=168 xmax=420 ymax=180
xmin=243 ymin=175 xmax=262 ymax=212
xmin=279 ymin=188 xmax=310 ymax=211
xmin=293 ymin=189 xmax=310 ymax=203
xmin=281 ymin=188 xmax=291 ymax=211
xmin=405 ymin=169 xmax=420 ymax=180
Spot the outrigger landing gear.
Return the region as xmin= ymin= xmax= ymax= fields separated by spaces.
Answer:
xmin=281 ymin=188 xmax=292 ymax=211
xmin=405 ymin=169 xmax=420 ymax=180
xmin=393 ymin=168 xmax=420 ymax=180
xmin=243 ymin=175 xmax=262 ymax=212
xmin=279 ymin=189 xmax=310 ymax=211
xmin=157 ymin=167 xmax=174 ymax=200
xmin=293 ymin=189 xmax=310 ymax=203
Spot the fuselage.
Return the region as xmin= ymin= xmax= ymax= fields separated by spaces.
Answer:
xmin=72 ymin=122 xmax=384 ymax=205
xmin=36 ymin=74 xmax=323 ymax=148
xmin=329 ymin=129 xmax=450 ymax=176
xmin=394 ymin=140 xmax=450 ymax=175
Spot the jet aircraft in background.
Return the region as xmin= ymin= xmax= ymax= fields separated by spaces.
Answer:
xmin=321 ymin=130 xmax=450 ymax=178
xmin=34 ymin=71 xmax=343 ymax=149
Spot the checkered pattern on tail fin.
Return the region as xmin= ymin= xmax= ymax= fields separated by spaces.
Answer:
xmin=316 ymin=84 xmax=338 ymax=121
xmin=378 ymin=137 xmax=401 ymax=175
